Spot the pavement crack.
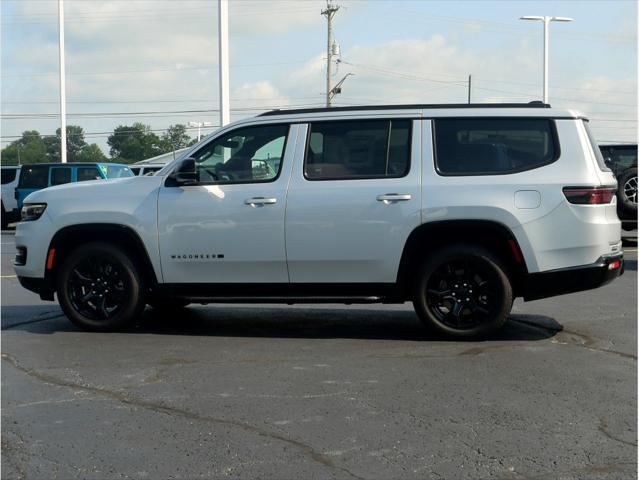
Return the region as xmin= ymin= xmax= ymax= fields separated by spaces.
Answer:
xmin=2 ymin=311 xmax=65 ymax=331
xmin=598 ymin=418 xmax=638 ymax=447
xmin=1 ymin=352 xmax=363 ymax=480
xmin=510 ymin=318 xmax=637 ymax=361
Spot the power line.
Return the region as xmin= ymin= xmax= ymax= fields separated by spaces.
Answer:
xmin=1 ymin=60 xmax=310 ymax=78
xmin=1 ymin=104 xmax=326 ymax=120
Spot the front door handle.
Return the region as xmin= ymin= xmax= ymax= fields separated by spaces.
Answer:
xmin=245 ymin=197 xmax=277 ymax=207
xmin=376 ymin=193 xmax=412 ymax=204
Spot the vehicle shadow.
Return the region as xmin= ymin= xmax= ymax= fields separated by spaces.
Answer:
xmin=624 ymin=259 xmax=637 ymax=271
xmin=3 ymin=304 xmax=562 ymax=342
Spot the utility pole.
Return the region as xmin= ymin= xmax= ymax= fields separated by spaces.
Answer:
xmin=58 ymin=0 xmax=67 ymax=163
xmin=322 ymin=1 xmax=340 ymax=107
xmin=467 ymin=75 xmax=472 ymax=104
xmin=520 ymin=15 xmax=573 ymax=104
xmin=218 ymin=0 xmax=230 ymax=126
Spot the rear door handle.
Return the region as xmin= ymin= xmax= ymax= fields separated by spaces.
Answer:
xmin=245 ymin=197 xmax=277 ymax=207
xmin=376 ymin=193 xmax=412 ymax=203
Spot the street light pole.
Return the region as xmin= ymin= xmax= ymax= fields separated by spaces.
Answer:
xmin=58 ymin=0 xmax=67 ymax=163
xmin=188 ymin=121 xmax=214 ymax=142
xmin=218 ymin=0 xmax=230 ymax=127
xmin=520 ymin=15 xmax=573 ymax=104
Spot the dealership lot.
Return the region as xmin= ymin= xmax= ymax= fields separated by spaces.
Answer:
xmin=1 ymin=231 xmax=636 ymax=479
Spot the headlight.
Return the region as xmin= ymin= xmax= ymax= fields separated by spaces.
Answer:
xmin=21 ymin=203 xmax=47 ymax=222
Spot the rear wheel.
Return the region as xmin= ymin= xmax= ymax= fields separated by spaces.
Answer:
xmin=413 ymin=244 xmax=513 ymax=338
xmin=57 ymin=242 xmax=145 ymax=331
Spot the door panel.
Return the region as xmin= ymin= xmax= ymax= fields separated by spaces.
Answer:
xmin=157 ymin=124 xmax=298 ymax=284
xmin=285 ymin=120 xmax=422 ymax=283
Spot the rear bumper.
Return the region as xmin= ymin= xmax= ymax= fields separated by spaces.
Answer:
xmin=17 ymin=276 xmax=55 ymax=301
xmin=523 ymin=253 xmax=624 ymax=301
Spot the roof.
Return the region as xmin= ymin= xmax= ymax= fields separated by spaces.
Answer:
xmin=258 ymin=102 xmax=550 ymax=117
xmin=17 ymin=162 xmax=129 ymax=167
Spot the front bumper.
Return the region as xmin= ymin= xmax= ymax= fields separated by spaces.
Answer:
xmin=523 ymin=253 xmax=624 ymax=301
xmin=18 ymin=276 xmax=55 ymax=301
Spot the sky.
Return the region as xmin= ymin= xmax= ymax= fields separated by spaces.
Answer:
xmin=1 ymin=0 xmax=637 ymax=156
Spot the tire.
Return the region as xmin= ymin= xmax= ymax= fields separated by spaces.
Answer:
xmin=617 ymin=167 xmax=637 ymax=215
xmin=57 ymin=242 xmax=145 ymax=331
xmin=412 ymin=244 xmax=513 ymax=339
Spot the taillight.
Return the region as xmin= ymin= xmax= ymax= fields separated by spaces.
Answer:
xmin=562 ymin=187 xmax=616 ymax=205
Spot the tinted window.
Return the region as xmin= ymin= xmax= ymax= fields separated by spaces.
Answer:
xmin=51 ymin=168 xmax=71 ymax=186
xmin=305 ymin=120 xmax=410 ymax=180
xmin=77 ymin=167 xmax=102 ymax=182
xmin=434 ymin=118 xmax=558 ymax=175
xmin=19 ymin=166 xmax=49 ymax=189
xmin=191 ymin=124 xmax=289 ymax=184
xmin=600 ymin=145 xmax=637 ymax=170
xmin=101 ymin=165 xmax=134 ymax=178
xmin=130 ymin=167 xmax=141 ymax=175
xmin=1 ymin=168 xmax=17 ymax=184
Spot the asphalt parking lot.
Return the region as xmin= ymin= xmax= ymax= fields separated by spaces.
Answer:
xmin=1 ymin=231 xmax=636 ymax=480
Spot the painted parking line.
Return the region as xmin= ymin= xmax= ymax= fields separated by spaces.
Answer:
xmin=1 ymin=275 xmax=16 ymax=279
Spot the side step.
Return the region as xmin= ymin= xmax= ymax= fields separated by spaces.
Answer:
xmin=178 ymin=296 xmax=384 ymax=305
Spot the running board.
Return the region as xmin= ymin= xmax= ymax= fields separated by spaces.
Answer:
xmin=178 ymin=296 xmax=383 ymax=305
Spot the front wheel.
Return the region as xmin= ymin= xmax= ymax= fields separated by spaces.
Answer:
xmin=57 ymin=242 xmax=146 ymax=331
xmin=413 ymin=244 xmax=513 ymax=338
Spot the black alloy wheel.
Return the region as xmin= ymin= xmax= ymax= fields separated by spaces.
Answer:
xmin=68 ymin=257 xmax=128 ymax=320
xmin=57 ymin=242 xmax=145 ymax=331
xmin=413 ymin=244 xmax=513 ymax=338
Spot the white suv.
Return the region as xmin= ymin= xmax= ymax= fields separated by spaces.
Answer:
xmin=14 ymin=103 xmax=624 ymax=337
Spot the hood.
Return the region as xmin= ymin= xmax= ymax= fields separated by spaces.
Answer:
xmin=24 ymin=175 xmax=162 ymax=205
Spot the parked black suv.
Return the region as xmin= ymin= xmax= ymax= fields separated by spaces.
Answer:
xmin=600 ymin=144 xmax=637 ymax=229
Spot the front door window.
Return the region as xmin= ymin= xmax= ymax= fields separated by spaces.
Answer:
xmin=190 ymin=124 xmax=289 ymax=184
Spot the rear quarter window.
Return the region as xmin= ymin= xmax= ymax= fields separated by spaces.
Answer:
xmin=1 ymin=168 xmax=17 ymax=184
xmin=434 ymin=118 xmax=559 ymax=175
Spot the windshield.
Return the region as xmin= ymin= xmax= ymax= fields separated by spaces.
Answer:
xmin=100 ymin=165 xmax=134 ymax=179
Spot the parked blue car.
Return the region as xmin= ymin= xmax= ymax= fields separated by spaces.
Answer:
xmin=15 ymin=163 xmax=134 ymax=212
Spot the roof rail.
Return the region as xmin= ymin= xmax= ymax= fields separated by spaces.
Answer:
xmin=258 ymin=101 xmax=551 ymax=117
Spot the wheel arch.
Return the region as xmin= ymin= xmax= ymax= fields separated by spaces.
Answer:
xmin=396 ymin=219 xmax=529 ymax=297
xmin=45 ymin=223 xmax=159 ymax=292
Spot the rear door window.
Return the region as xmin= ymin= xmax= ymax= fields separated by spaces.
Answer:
xmin=51 ymin=167 xmax=72 ymax=186
xmin=77 ymin=167 xmax=102 ymax=182
xmin=434 ymin=118 xmax=558 ymax=175
xmin=19 ymin=165 xmax=50 ymax=189
xmin=304 ymin=120 xmax=411 ymax=180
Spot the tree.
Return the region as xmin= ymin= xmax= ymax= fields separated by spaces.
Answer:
xmin=76 ymin=143 xmax=107 ymax=163
xmin=161 ymin=124 xmax=192 ymax=151
xmin=43 ymin=125 xmax=88 ymax=162
xmin=107 ymin=123 xmax=164 ymax=162
xmin=0 ymin=131 xmax=47 ymax=165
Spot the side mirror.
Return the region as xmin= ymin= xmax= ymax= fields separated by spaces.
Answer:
xmin=166 ymin=158 xmax=199 ymax=187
